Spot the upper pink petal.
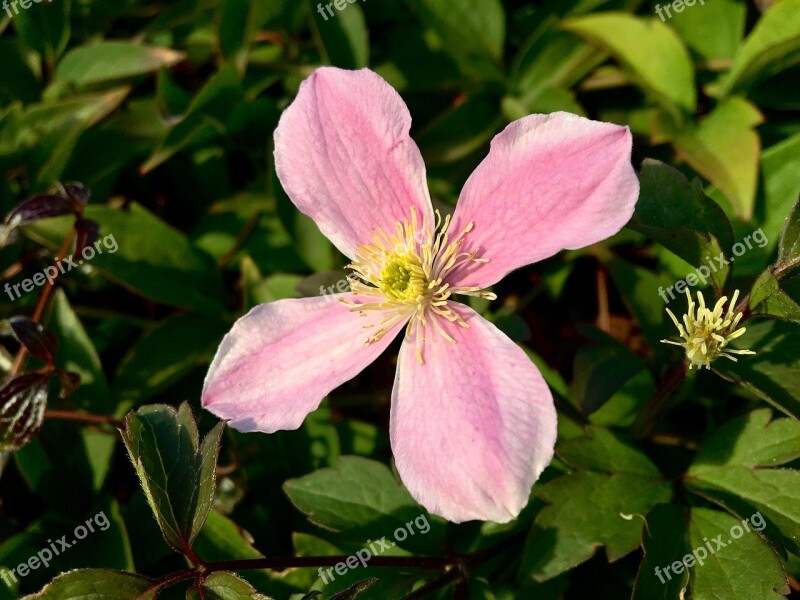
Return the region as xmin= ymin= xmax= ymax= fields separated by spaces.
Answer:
xmin=202 ymin=294 xmax=404 ymax=433
xmin=448 ymin=112 xmax=639 ymax=288
xmin=390 ymin=303 xmax=557 ymax=523
xmin=274 ymin=67 xmax=434 ymax=258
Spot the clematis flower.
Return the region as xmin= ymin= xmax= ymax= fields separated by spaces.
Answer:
xmin=202 ymin=67 xmax=639 ymax=523
xmin=661 ymin=289 xmax=755 ymax=369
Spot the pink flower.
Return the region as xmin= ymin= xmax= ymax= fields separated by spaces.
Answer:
xmin=202 ymin=67 xmax=639 ymax=523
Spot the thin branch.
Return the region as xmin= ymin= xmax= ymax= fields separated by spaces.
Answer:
xmin=44 ymin=410 xmax=125 ymax=429
xmin=11 ymin=231 xmax=76 ymax=376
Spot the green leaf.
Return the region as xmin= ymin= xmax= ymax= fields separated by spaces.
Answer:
xmin=55 ymin=42 xmax=185 ymax=87
xmin=629 ymin=159 xmax=734 ymax=292
xmin=692 ymin=409 xmax=800 ymax=468
xmin=687 ymin=409 xmax=800 ymax=553
xmin=187 ymin=572 xmax=272 ymax=600
xmin=716 ymin=319 xmax=800 ymax=418
xmin=15 ymin=423 xmax=115 ymax=520
xmin=217 ymin=0 xmax=266 ymax=73
xmin=141 ymin=66 xmax=242 ymax=173
xmin=749 ymin=270 xmax=800 ymax=323
xmin=23 ymin=570 xmax=155 ymax=600
xmin=666 ymin=0 xmax=746 ymax=60
xmin=776 ymin=196 xmax=800 ymax=276
xmin=674 ymin=97 xmax=763 ymax=220
xmin=712 ymin=0 xmax=800 ymax=97
xmin=562 ymin=13 xmax=695 ymax=115
xmin=11 ymin=0 xmax=70 ymax=69
xmin=46 ymin=289 xmax=111 ymax=413
xmin=687 ymin=507 xmax=789 ymax=599
xmin=311 ymin=0 xmax=369 ymax=69
xmin=112 ymin=312 xmax=230 ymax=416
xmin=510 ymin=26 xmax=604 ymax=108
xmin=519 ymin=428 xmax=671 ymax=581
xmin=283 ymin=457 xmax=442 ymax=553
xmin=120 ymin=403 xmax=224 ymax=552
xmin=632 ymin=503 xmax=690 ymax=600
xmin=26 ymin=204 xmax=225 ymax=313
xmin=409 ymin=0 xmax=505 ymax=81
xmin=572 ymin=336 xmax=645 ymax=417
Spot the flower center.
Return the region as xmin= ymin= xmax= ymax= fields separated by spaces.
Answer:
xmin=342 ymin=206 xmax=495 ymax=362
xmin=379 ymin=254 xmax=425 ymax=301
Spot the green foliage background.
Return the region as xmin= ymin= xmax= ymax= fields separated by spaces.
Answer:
xmin=0 ymin=0 xmax=799 ymax=598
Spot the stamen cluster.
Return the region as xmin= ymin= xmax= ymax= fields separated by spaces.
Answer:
xmin=343 ymin=207 xmax=495 ymax=363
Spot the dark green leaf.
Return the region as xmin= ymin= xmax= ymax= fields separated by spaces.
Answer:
xmin=629 ymin=159 xmax=734 ymax=292
xmin=120 ymin=403 xmax=224 ymax=552
xmin=520 ymin=428 xmax=671 ymax=581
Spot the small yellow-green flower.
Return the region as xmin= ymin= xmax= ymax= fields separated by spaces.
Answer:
xmin=661 ymin=289 xmax=755 ymax=370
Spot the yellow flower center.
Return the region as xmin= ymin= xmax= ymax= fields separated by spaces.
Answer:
xmin=379 ymin=254 xmax=425 ymax=301
xmin=342 ymin=206 xmax=495 ymax=363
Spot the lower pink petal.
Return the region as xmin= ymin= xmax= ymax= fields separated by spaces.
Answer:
xmin=448 ymin=112 xmax=639 ymax=288
xmin=202 ymin=295 xmax=405 ymax=433
xmin=390 ymin=303 xmax=557 ymax=523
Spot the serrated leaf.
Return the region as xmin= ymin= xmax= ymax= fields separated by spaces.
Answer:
xmin=688 ymin=508 xmax=789 ymax=599
xmin=629 ymin=159 xmax=734 ymax=292
xmin=687 ymin=409 xmax=800 ymax=553
xmin=519 ymin=428 xmax=671 ymax=582
xmin=23 ymin=569 xmax=155 ymax=600
xmin=121 ymin=403 xmax=224 ymax=552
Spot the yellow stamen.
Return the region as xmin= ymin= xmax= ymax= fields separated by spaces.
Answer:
xmin=341 ymin=206 xmax=495 ymax=363
xmin=660 ymin=289 xmax=755 ymax=369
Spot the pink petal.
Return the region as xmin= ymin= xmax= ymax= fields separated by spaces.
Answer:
xmin=448 ymin=112 xmax=639 ymax=288
xmin=390 ymin=303 xmax=557 ymax=523
xmin=274 ymin=67 xmax=434 ymax=258
xmin=202 ymin=295 xmax=404 ymax=433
